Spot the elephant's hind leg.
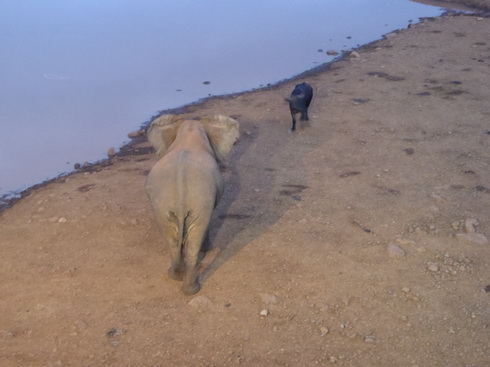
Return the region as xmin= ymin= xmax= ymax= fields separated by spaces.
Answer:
xmin=181 ymin=217 xmax=210 ymax=295
xmin=160 ymin=215 xmax=185 ymax=281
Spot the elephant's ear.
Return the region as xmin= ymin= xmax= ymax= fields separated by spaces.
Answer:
xmin=200 ymin=115 xmax=240 ymax=161
xmin=147 ymin=114 xmax=184 ymax=157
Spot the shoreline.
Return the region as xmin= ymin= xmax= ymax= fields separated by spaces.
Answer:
xmin=424 ymin=0 xmax=490 ymax=11
xmin=1 ymin=6 xmax=480 ymax=214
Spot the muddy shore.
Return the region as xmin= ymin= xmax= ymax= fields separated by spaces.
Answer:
xmin=1 ymin=4 xmax=489 ymax=367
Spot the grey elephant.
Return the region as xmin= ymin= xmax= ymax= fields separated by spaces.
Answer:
xmin=145 ymin=114 xmax=239 ymax=295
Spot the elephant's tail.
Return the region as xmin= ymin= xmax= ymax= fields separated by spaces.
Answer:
xmin=167 ymin=211 xmax=186 ymax=249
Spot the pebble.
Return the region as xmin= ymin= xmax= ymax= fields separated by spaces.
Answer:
xmin=456 ymin=233 xmax=489 ymax=245
xmin=348 ymin=51 xmax=361 ymax=59
xmin=127 ymin=129 xmax=145 ymax=138
xmin=107 ymin=147 xmax=116 ymax=157
xmin=387 ymin=243 xmax=406 ymax=258
xmin=364 ymin=335 xmax=376 ymax=343
xmin=427 ymin=263 xmax=439 ymax=272
xmin=464 ymin=218 xmax=478 ymax=233
xmin=320 ymin=327 xmax=329 ymax=336
xmin=0 ymin=330 xmax=14 ymax=339
xmin=106 ymin=328 xmax=127 ymax=337
xmin=326 ymin=50 xmax=339 ymax=56
xmin=259 ymin=309 xmax=269 ymax=317
xmin=188 ymin=295 xmax=213 ymax=308
xmin=396 ymin=238 xmax=416 ymax=247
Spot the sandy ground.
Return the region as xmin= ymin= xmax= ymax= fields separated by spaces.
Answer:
xmin=1 ymin=10 xmax=490 ymax=367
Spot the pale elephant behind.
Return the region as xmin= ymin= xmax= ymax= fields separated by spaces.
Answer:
xmin=145 ymin=114 xmax=239 ymax=295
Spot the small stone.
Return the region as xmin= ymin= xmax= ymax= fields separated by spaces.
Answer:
xmin=388 ymin=243 xmax=406 ymax=258
xmin=349 ymin=51 xmax=360 ymax=59
xmin=396 ymin=238 xmax=416 ymax=247
xmin=320 ymin=327 xmax=329 ymax=336
xmin=58 ymin=217 xmax=67 ymax=223
xmin=402 ymin=287 xmax=411 ymax=293
xmin=0 ymin=330 xmax=14 ymax=339
xmin=428 ymin=263 xmax=439 ymax=272
xmin=456 ymin=233 xmax=489 ymax=245
xmin=107 ymin=147 xmax=116 ymax=157
xmin=127 ymin=129 xmax=145 ymax=138
xmin=364 ymin=335 xmax=376 ymax=343
xmin=326 ymin=50 xmax=339 ymax=56
xmin=106 ymin=328 xmax=127 ymax=337
xmin=464 ymin=218 xmax=478 ymax=233
xmin=259 ymin=309 xmax=269 ymax=317
xmin=49 ymin=217 xmax=59 ymax=223
xmin=188 ymin=295 xmax=213 ymax=308
xmin=329 ymin=356 xmax=337 ymax=363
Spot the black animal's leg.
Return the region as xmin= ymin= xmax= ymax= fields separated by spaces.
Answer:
xmin=290 ymin=113 xmax=297 ymax=132
xmin=300 ymin=109 xmax=309 ymax=121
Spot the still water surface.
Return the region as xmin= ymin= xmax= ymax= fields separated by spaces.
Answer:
xmin=1 ymin=0 xmax=445 ymax=199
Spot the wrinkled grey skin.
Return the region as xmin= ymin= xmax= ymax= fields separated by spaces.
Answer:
xmin=286 ymin=82 xmax=313 ymax=132
xmin=145 ymin=115 xmax=239 ymax=295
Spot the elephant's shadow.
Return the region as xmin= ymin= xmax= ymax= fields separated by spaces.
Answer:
xmin=199 ymin=116 xmax=311 ymax=283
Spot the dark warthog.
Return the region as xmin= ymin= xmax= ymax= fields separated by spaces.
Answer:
xmin=286 ymin=82 xmax=313 ymax=132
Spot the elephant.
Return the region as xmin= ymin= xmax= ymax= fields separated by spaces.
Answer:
xmin=145 ymin=114 xmax=239 ymax=295
xmin=286 ymin=82 xmax=313 ymax=132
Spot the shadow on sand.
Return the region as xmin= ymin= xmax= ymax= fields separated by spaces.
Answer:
xmin=199 ymin=114 xmax=318 ymax=284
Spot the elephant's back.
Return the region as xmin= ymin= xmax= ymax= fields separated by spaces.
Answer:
xmin=146 ymin=150 xmax=223 ymax=211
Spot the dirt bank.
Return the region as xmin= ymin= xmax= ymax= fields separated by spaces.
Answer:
xmin=439 ymin=0 xmax=490 ymax=11
xmin=1 ymin=11 xmax=489 ymax=367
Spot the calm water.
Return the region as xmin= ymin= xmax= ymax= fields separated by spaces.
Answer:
xmin=1 ymin=0 xmax=446 ymax=200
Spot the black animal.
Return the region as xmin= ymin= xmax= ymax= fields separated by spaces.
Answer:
xmin=286 ymin=82 xmax=313 ymax=132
